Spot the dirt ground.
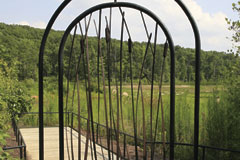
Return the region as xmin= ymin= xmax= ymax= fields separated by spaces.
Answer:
xmin=4 ymin=128 xmax=21 ymax=159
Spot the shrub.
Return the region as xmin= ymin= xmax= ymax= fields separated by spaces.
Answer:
xmin=206 ymin=77 xmax=240 ymax=159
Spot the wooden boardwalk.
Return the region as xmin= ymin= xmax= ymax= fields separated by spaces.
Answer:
xmin=20 ymin=127 xmax=114 ymax=160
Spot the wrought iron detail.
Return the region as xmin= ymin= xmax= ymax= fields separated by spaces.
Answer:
xmin=38 ymin=1 xmax=202 ymax=160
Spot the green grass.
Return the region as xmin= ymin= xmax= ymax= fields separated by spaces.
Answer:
xmin=26 ymin=81 xmax=216 ymax=137
xmin=20 ymin=80 xmax=221 ymax=159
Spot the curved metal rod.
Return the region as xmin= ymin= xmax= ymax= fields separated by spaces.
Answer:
xmin=58 ymin=2 xmax=175 ymax=160
xmin=38 ymin=0 xmax=71 ymax=159
xmin=175 ymin=0 xmax=201 ymax=160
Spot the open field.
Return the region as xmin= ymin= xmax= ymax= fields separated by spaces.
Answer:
xmin=27 ymin=83 xmax=218 ymax=142
xmin=28 ymin=83 xmax=218 ymax=127
xmin=19 ymin=80 xmax=240 ymax=159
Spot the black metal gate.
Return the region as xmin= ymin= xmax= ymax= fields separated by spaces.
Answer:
xmin=39 ymin=0 xmax=201 ymax=159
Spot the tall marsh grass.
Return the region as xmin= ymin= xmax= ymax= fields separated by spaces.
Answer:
xmin=205 ymin=80 xmax=240 ymax=160
xmin=21 ymin=79 xmax=237 ymax=159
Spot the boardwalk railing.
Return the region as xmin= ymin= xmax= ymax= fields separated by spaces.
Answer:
xmin=18 ymin=112 xmax=240 ymax=159
xmin=3 ymin=118 xmax=27 ymax=159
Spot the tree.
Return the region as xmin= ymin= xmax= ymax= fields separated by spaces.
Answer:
xmin=226 ymin=1 xmax=240 ymax=55
xmin=0 ymin=59 xmax=32 ymax=119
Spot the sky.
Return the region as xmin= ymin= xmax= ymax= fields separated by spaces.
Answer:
xmin=0 ymin=0 xmax=238 ymax=52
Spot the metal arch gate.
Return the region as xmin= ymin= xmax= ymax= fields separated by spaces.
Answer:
xmin=39 ymin=0 xmax=200 ymax=160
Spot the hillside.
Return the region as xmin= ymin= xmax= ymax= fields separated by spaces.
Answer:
xmin=0 ymin=22 xmax=239 ymax=83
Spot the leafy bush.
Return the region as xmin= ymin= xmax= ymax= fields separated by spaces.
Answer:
xmin=0 ymin=59 xmax=32 ymax=159
xmin=206 ymin=77 xmax=240 ymax=159
xmin=0 ymin=59 xmax=32 ymax=119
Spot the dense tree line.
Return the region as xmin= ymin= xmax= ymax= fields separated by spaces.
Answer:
xmin=0 ymin=22 xmax=239 ymax=83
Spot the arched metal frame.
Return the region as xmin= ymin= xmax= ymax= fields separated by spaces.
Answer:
xmin=175 ymin=1 xmax=201 ymax=159
xmin=59 ymin=2 xmax=176 ymax=160
xmin=39 ymin=0 xmax=71 ymax=159
xmin=38 ymin=0 xmax=201 ymax=160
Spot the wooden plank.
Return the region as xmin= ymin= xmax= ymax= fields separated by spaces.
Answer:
xmin=20 ymin=127 xmax=114 ymax=160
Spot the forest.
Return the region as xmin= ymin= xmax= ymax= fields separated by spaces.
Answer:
xmin=0 ymin=22 xmax=239 ymax=83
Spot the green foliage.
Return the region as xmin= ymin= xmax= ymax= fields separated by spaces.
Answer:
xmin=205 ymin=4 xmax=240 ymax=159
xmin=0 ymin=59 xmax=32 ymax=119
xmin=0 ymin=22 xmax=239 ymax=84
xmin=0 ymin=131 xmax=11 ymax=159
xmin=6 ymin=87 xmax=32 ymax=119
xmin=206 ymin=78 xmax=240 ymax=159
xmin=0 ymin=60 xmax=22 ymax=160
xmin=226 ymin=1 xmax=240 ymax=55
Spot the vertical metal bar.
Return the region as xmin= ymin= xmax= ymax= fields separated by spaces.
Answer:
xmin=73 ymin=43 xmax=84 ymax=160
xmin=71 ymin=112 xmax=74 ymax=160
xmin=95 ymin=9 xmax=110 ymax=160
xmin=169 ymin=54 xmax=175 ymax=159
xmin=20 ymin=137 xmax=23 ymax=159
xmin=39 ymin=1 xmax=71 ymax=159
xmin=77 ymin=75 xmax=81 ymax=160
xmin=140 ymin=85 xmax=147 ymax=160
xmin=79 ymin=16 xmax=93 ymax=160
xmin=84 ymin=16 xmax=98 ymax=160
xmin=124 ymin=134 xmax=126 ymax=158
xmin=79 ymin=35 xmax=91 ymax=160
xmin=58 ymin=32 xmax=64 ymax=160
xmin=98 ymin=15 xmax=111 ymax=159
xmin=153 ymin=41 xmax=168 ymax=159
xmin=150 ymin=22 xmax=158 ymax=160
xmin=96 ymin=124 xmax=99 ymax=143
xmin=96 ymin=17 xmax=101 ymax=155
xmin=20 ymin=147 xmax=23 ymax=159
xmin=202 ymin=147 xmax=205 ymax=160
xmin=93 ymin=19 xmax=101 ymax=156
xmin=175 ymin=1 xmax=201 ymax=159
xmin=18 ymin=132 xmax=20 ymax=145
xmin=119 ymin=11 xmax=125 ymax=160
xmin=83 ymin=37 xmax=91 ymax=160
xmin=136 ymin=33 xmax=153 ymax=160
xmin=66 ymin=25 xmax=78 ymax=160
xmin=113 ymin=41 xmax=121 ymax=160
xmin=194 ymin=24 xmax=201 ymax=160
xmin=169 ymin=34 xmax=176 ymax=160
xmin=106 ymin=9 xmax=120 ymax=158
xmin=93 ymin=17 xmax=106 ymax=160
xmin=81 ymin=38 xmax=90 ymax=160
xmin=99 ymin=131 xmax=106 ymax=160
xmin=162 ymin=43 xmax=168 ymax=160
xmin=89 ymin=132 xmax=94 ymax=160
xmin=108 ymin=8 xmax=116 ymax=160
xmin=96 ymin=11 xmax=101 ymax=155
xmin=24 ymin=146 xmax=27 ymax=159
xmin=16 ymin=129 xmax=18 ymax=142
xmin=79 ymin=14 xmax=95 ymax=160
xmin=116 ymin=8 xmax=133 ymax=158
xmin=68 ymin=112 xmax=70 ymax=127
xmin=109 ymin=128 xmax=113 ymax=159
xmin=78 ymin=17 xmax=92 ymax=160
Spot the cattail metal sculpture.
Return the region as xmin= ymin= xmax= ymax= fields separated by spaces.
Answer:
xmin=39 ymin=0 xmax=201 ymax=160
